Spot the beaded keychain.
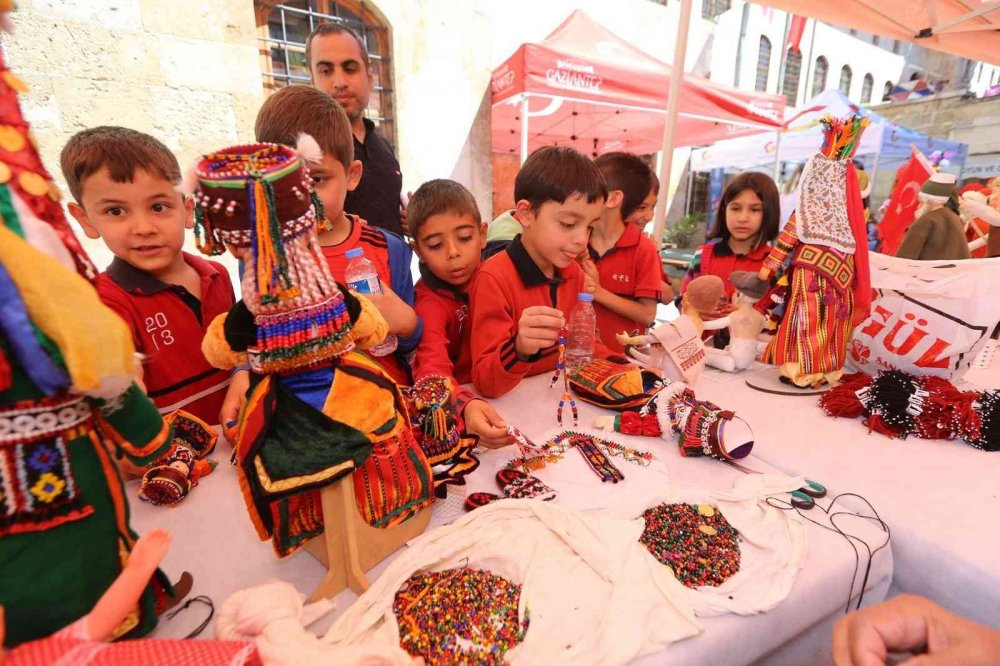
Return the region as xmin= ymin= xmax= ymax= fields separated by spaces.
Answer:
xmin=574 ymin=436 xmax=624 ymax=483
xmin=549 ymin=328 xmax=579 ymax=427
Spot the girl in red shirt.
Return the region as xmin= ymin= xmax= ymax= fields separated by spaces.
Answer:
xmin=680 ymin=171 xmax=781 ymax=301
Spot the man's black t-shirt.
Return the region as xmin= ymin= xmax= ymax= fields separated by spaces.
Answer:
xmin=344 ymin=117 xmax=404 ymax=237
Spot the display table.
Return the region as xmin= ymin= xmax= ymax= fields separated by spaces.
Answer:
xmin=132 ymin=373 xmax=891 ymax=665
xmin=696 ymin=365 xmax=1000 ymax=628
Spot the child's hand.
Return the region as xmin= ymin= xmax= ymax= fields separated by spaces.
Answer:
xmin=127 ymin=529 xmax=171 ymax=574
xmin=219 ymin=370 xmax=249 ymax=433
xmin=758 ymin=266 xmax=773 ymax=281
xmin=580 ymin=259 xmax=601 ymax=296
xmin=463 ymin=400 xmax=515 ymax=448
xmin=366 ymin=288 xmax=419 ymax=337
xmin=515 ymin=306 xmax=564 ymax=359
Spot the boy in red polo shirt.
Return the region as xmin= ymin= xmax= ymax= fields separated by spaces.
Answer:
xmin=61 ymin=126 xmax=239 ymax=425
xmin=254 ymin=85 xmax=419 ymax=386
xmin=409 ymin=179 xmax=514 ymax=448
xmin=470 ymin=146 xmax=612 ymax=398
xmin=582 ymin=152 xmax=662 ymax=353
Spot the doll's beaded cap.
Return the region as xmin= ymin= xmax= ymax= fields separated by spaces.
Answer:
xmin=192 ymin=143 xmax=354 ymax=373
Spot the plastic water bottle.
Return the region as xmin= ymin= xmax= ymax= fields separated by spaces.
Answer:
xmin=564 ymin=293 xmax=596 ymax=371
xmin=344 ymin=247 xmax=398 ymax=356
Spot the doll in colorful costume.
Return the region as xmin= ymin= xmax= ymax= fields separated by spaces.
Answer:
xmin=195 ymin=142 xmax=434 ymax=557
xmin=0 ymin=17 xmax=184 ymax=645
xmin=758 ymin=116 xmax=873 ymax=388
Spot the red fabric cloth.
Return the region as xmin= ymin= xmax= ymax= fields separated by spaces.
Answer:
xmin=5 ymin=637 xmax=260 ymax=666
xmin=846 ymin=161 xmax=873 ymax=326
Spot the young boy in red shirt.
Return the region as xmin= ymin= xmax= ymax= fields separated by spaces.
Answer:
xmin=470 ymin=146 xmax=611 ymax=398
xmin=254 ymin=85 xmax=420 ymax=386
xmin=409 ymin=179 xmax=514 ymax=448
xmin=582 ymin=152 xmax=663 ymax=352
xmin=62 ymin=126 xmax=240 ymax=425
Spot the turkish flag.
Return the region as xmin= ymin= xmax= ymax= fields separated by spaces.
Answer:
xmin=876 ymin=148 xmax=934 ymax=255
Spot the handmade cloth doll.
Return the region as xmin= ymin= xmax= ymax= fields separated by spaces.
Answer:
xmin=0 ymin=20 xmax=186 ymax=646
xmin=195 ymin=142 xmax=433 ymax=557
xmin=595 ymin=380 xmax=755 ymax=462
xmin=758 ymin=116 xmax=873 ymax=389
xmin=618 ymin=275 xmax=726 ymax=385
xmin=895 ymin=172 xmax=970 ymax=261
xmin=704 ymin=271 xmax=769 ymax=372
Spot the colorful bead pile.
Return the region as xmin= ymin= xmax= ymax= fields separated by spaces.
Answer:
xmin=393 ymin=567 xmax=528 ymax=665
xmin=640 ymin=503 xmax=742 ymax=588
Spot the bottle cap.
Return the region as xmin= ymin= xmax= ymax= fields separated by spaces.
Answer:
xmin=577 ymin=293 xmax=594 ymax=302
xmin=345 ymin=248 xmax=365 ymax=259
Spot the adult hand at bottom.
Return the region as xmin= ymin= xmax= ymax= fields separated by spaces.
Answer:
xmin=833 ymin=594 xmax=1000 ymax=666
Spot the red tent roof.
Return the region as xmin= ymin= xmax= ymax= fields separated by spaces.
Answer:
xmin=491 ymin=10 xmax=786 ymax=156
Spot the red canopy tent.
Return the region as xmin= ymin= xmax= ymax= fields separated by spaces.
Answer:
xmin=491 ymin=10 xmax=786 ymax=161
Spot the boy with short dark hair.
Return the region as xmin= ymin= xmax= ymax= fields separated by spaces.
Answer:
xmin=470 ymin=146 xmax=612 ymax=398
xmin=409 ymin=179 xmax=513 ymax=447
xmin=582 ymin=152 xmax=662 ymax=352
xmin=254 ymin=85 xmax=420 ymax=386
xmin=61 ymin=126 xmax=238 ymax=425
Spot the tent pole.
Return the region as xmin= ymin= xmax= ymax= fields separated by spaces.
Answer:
xmin=653 ymin=0 xmax=693 ymax=247
xmin=520 ymin=95 xmax=529 ymax=165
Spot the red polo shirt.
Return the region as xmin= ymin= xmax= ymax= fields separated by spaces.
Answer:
xmin=96 ymin=252 xmax=235 ymax=424
xmin=470 ymin=235 xmax=612 ymax=398
xmin=321 ymin=215 xmax=415 ymax=386
xmin=413 ymin=263 xmax=472 ymax=384
xmin=413 ymin=262 xmax=482 ymax=413
xmin=680 ymin=239 xmax=771 ymax=298
xmin=588 ymin=224 xmax=662 ymax=353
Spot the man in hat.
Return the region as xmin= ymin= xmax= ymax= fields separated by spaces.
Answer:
xmin=896 ymin=172 xmax=970 ymax=260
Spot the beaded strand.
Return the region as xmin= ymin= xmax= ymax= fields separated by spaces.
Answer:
xmin=548 ymin=329 xmax=578 ymax=426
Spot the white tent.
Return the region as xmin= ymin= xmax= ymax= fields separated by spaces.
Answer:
xmin=689 ymin=89 xmax=969 ymax=177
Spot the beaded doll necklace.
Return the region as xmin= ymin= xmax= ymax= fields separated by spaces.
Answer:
xmin=549 ymin=328 xmax=579 ymax=427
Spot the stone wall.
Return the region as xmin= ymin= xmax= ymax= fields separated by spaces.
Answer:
xmin=873 ymin=93 xmax=1000 ymax=156
xmin=3 ymin=0 xmax=263 ymax=272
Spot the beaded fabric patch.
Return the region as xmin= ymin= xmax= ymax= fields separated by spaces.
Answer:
xmin=393 ymin=567 xmax=528 ymax=665
xmin=0 ymin=433 xmax=94 ymax=536
xmin=640 ymin=503 xmax=742 ymax=588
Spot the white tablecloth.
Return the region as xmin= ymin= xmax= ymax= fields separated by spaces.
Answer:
xmin=132 ymin=373 xmax=892 ymax=665
xmin=696 ymin=365 xmax=1000 ymax=628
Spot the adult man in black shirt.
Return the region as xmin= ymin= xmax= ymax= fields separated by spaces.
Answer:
xmin=307 ymin=23 xmax=406 ymax=237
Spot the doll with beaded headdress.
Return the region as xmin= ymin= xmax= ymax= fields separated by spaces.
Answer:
xmin=195 ymin=141 xmax=434 ymax=557
xmin=0 ymin=9 xmax=190 ymax=645
xmin=757 ymin=116 xmax=873 ymax=389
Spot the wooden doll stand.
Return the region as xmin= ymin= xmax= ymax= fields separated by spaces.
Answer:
xmin=303 ymin=474 xmax=432 ymax=601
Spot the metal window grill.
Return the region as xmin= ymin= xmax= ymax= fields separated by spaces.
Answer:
xmin=256 ymin=1 xmax=395 ymax=144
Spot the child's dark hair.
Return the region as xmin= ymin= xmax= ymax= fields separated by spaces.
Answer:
xmin=60 ymin=126 xmax=180 ymax=203
xmin=708 ymin=171 xmax=780 ymax=249
xmin=514 ymin=146 xmax=608 ymax=210
xmin=408 ymin=179 xmax=482 ymax=239
xmin=255 ymin=85 xmax=354 ymax=170
xmin=593 ymin=152 xmax=654 ymax=220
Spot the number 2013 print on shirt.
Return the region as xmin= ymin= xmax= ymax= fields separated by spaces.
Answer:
xmin=144 ymin=312 xmax=175 ymax=350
